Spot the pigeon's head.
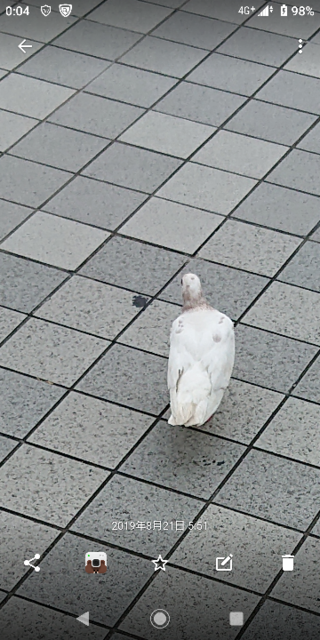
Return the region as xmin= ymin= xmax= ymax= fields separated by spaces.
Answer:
xmin=181 ymin=273 xmax=203 ymax=305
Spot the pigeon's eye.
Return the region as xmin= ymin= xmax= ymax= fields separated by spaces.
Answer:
xmin=181 ymin=278 xmax=183 ymax=285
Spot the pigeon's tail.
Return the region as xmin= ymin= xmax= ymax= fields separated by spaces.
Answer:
xmin=168 ymin=401 xmax=195 ymax=426
xmin=169 ymin=365 xmax=213 ymax=427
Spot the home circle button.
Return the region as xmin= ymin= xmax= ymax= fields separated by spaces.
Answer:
xmin=150 ymin=609 xmax=170 ymax=629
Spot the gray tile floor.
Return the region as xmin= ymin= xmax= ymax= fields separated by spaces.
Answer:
xmin=0 ymin=1 xmax=320 ymax=639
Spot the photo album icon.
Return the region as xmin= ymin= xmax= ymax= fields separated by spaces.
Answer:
xmin=59 ymin=4 xmax=72 ymax=17
xmin=85 ymin=552 xmax=107 ymax=574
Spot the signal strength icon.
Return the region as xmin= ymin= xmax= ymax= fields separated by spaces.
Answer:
xmin=258 ymin=5 xmax=272 ymax=15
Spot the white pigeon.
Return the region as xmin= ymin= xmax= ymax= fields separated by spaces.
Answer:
xmin=167 ymin=273 xmax=235 ymax=427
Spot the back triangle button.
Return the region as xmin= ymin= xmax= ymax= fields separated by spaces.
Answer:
xmin=77 ymin=611 xmax=89 ymax=626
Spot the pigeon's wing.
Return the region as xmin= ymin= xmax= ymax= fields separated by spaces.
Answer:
xmin=205 ymin=318 xmax=235 ymax=392
xmin=167 ymin=315 xmax=194 ymax=391
xmin=168 ymin=311 xmax=234 ymax=392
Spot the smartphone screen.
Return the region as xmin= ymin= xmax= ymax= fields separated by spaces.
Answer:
xmin=0 ymin=1 xmax=320 ymax=639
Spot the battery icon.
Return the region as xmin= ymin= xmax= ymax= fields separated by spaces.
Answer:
xmin=281 ymin=4 xmax=288 ymax=15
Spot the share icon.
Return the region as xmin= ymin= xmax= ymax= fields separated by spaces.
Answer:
xmin=24 ymin=553 xmax=41 ymax=572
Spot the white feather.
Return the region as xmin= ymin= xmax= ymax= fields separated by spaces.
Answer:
xmin=167 ymin=276 xmax=235 ymax=427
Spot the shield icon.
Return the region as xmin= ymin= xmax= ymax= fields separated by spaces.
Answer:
xmin=59 ymin=3 xmax=72 ymax=17
xmin=40 ymin=4 xmax=51 ymax=16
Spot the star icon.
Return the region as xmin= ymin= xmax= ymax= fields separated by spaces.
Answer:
xmin=151 ymin=555 xmax=168 ymax=572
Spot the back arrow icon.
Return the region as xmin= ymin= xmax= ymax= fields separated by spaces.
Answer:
xmin=19 ymin=39 xmax=33 ymax=54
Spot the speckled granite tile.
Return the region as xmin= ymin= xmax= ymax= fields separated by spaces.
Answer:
xmin=0 ymin=597 xmax=107 ymax=639
xmin=49 ymin=93 xmax=143 ymax=139
xmin=159 ymin=258 xmax=269 ymax=320
xmin=0 ymin=252 xmax=68 ymax=314
xmin=199 ymin=220 xmax=300 ymax=277
xmin=10 ymin=122 xmax=107 ymax=173
xmin=153 ymin=11 xmax=236 ymax=50
xmin=89 ymin=0 xmax=172 ymax=33
xmin=28 ymin=392 xmax=153 ymax=468
xmin=120 ymin=111 xmax=215 ymax=159
xmin=233 ymin=182 xmax=320 ymax=236
xmin=0 ymin=73 xmax=75 ymax=118
xmin=0 ymin=318 xmax=107 ymax=387
xmin=293 ymin=355 xmax=320 ymax=404
xmin=193 ymin=130 xmax=287 ymax=179
xmin=1 ymin=212 xmax=109 ymax=270
xmin=44 ymin=176 xmax=146 ymax=230
xmin=0 ymin=156 xmax=70 ymax=208
xmin=267 ymin=149 xmax=320 ymax=197
xmin=43 ymin=175 xmax=148 ymax=230
xmin=298 ymin=120 xmax=320 ymax=154
xmin=36 ymin=275 xmax=145 ymax=339
xmin=120 ymin=197 xmax=223 ymax=253
xmin=0 ymin=368 xmax=64 ymax=438
xmin=0 ymin=435 xmax=17 ymax=463
xmin=234 ymin=324 xmax=317 ymax=393
xmin=154 ymin=81 xmax=246 ymax=127
xmin=226 ymin=99 xmax=317 ymax=146
xmin=17 ymin=533 xmax=152 ymax=626
xmin=72 ymin=474 xmax=203 ymax=555
xmin=242 ymin=600 xmax=320 ymax=640
xmin=217 ymin=26 xmax=298 ymax=67
xmin=243 ymin=282 xmax=320 ymax=344
xmin=279 ymin=241 xmax=320 ymax=293
xmin=311 ymin=227 xmax=320 ymax=243
xmin=271 ymin=537 xmax=320 ymax=613
xmin=216 ymin=449 xmax=320 ymax=529
xmin=199 ymin=378 xmax=283 ymax=444
xmin=80 ymin=236 xmax=186 ymax=296
xmin=86 ymin=63 xmax=177 ymax=108
xmin=311 ymin=30 xmax=320 ymax=45
xmin=158 ymin=163 xmax=256 ymax=215
xmin=54 ymin=20 xmax=141 ymax=60
xmin=0 ymin=307 xmax=26 ymax=343
xmin=256 ymin=397 xmax=320 ymax=466
xmin=119 ymin=300 xmax=178 ymax=357
xmin=0 ymin=445 xmax=108 ymax=526
xmin=311 ymin=517 xmax=320 ymax=537
xmin=0 ymin=199 xmax=32 ymax=242
xmin=83 ymin=141 xmax=182 ymax=193
xmin=0 ymin=511 xmax=58 ymax=590
xmin=18 ymin=44 xmax=110 ymax=89
xmin=256 ymin=70 xmax=320 ymax=114
xmin=77 ymin=343 xmax=168 ymax=415
xmin=120 ymin=566 xmax=259 ymax=640
xmin=172 ymin=504 xmax=301 ymax=592
xmin=120 ymin=36 xmax=208 ymax=78
xmin=121 ymin=420 xmax=245 ymax=499
xmin=187 ymin=53 xmax=274 ymax=96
